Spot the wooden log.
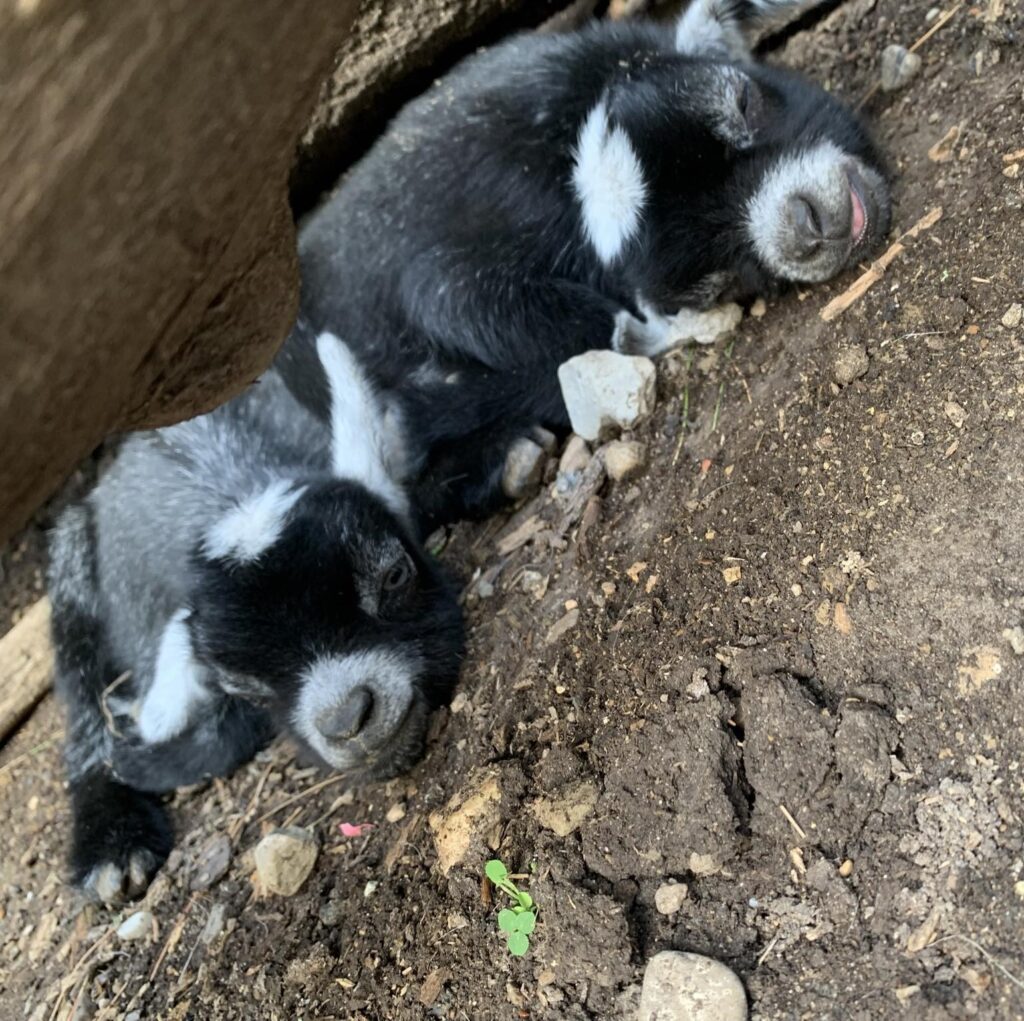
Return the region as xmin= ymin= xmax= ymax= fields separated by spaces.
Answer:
xmin=0 ymin=598 xmax=53 ymax=743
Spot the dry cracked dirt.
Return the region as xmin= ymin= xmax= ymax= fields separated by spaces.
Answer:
xmin=1 ymin=0 xmax=1023 ymax=1018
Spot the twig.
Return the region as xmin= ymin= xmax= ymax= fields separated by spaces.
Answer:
xmin=253 ymin=773 xmax=350 ymax=826
xmin=671 ymin=350 xmax=694 ymax=466
xmin=227 ymin=761 xmax=274 ymax=844
xmin=927 ymin=934 xmax=1024 ymax=993
xmin=857 ymin=5 xmax=963 ymax=109
xmin=778 ymin=803 xmax=808 ymax=841
xmin=148 ymin=894 xmax=198 ymax=983
xmin=99 ymin=671 xmax=132 ymax=738
xmin=756 ymin=935 xmax=781 ymax=967
xmin=820 ymin=207 xmax=943 ymax=322
xmin=48 ymin=928 xmax=116 ymax=1021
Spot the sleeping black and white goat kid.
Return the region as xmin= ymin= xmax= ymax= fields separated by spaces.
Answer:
xmin=278 ymin=0 xmax=892 ymax=527
xmin=47 ymin=336 xmax=463 ymax=903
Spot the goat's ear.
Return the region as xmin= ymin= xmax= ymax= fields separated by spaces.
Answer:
xmin=315 ymin=332 xmax=409 ymax=519
xmin=571 ymin=100 xmax=647 ymax=265
xmin=675 ymin=0 xmax=803 ymax=60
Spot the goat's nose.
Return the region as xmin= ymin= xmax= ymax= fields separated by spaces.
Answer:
xmin=316 ymin=687 xmax=375 ymax=741
xmin=787 ymin=194 xmax=830 ymax=258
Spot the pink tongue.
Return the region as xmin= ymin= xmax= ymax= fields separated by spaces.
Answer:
xmin=850 ymin=186 xmax=866 ymax=240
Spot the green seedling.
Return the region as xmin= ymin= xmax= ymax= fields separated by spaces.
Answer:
xmin=485 ymin=859 xmax=538 ymax=957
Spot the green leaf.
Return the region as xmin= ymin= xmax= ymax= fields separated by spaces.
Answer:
xmin=485 ymin=860 xmax=508 ymax=884
xmin=507 ymin=932 xmax=530 ymax=956
xmin=497 ymin=909 xmax=518 ymax=934
xmin=514 ymin=911 xmax=536 ymax=935
xmin=516 ymin=892 xmax=533 ymax=911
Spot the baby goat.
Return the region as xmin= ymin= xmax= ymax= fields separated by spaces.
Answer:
xmin=277 ymin=0 xmax=892 ymax=526
xmin=47 ymin=335 xmax=463 ymax=903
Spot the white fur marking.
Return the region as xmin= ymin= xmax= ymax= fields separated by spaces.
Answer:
xmin=316 ymin=333 xmax=409 ymax=517
xmin=746 ymin=140 xmax=848 ymax=281
xmin=572 ymin=102 xmax=647 ymax=264
xmin=138 ymin=609 xmax=210 ymax=744
xmin=676 ymin=0 xmax=800 ymax=59
xmin=204 ymin=479 xmax=306 ymax=563
xmin=293 ymin=649 xmax=419 ymax=769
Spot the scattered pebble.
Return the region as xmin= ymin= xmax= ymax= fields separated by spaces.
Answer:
xmin=429 ymin=767 xmax=504 ymax=874
xmin=546 ymin=607 xmax=580 ymax=645
xmin=201 ymin=902 xmax=228 ymax=944
xmin=530 ymin=781 xmax=599 ymax=837
xmin=254 ymin=827 xmax=319 ymax=896
xmin=116 ymin=910 xmax=155 ymax=942
xmin=750 ymin=297 xmax=767 ymax=318
xmin=833 ymin=344 xmax=869 ymax=386
xmin=722 ymin=565 xmax=742 ymax=586
xmin=880 ymin=44 xmax=922 ymax=92
xmin=640 ymin=951 xmax=747 ymax=1021
xmin=601 ymin=439 xmax=647 ymax=482
xmin=1002 ymin=626 xmax=1024 ymax=656
xmin=386 ymin=802 xmax=407 ymax=824
xmin=943 ymin=401 xmax=967 ymax=429
xmin=839 ymin=859 xmax=854 ymax=878
xmin=1004 ymin=163 xmax=1021 ymax=180
xmin=190 ymin=832 xmax=232 ymax=891
xmin=557 ymin=350 xmax=657 ymax=441
xmin=927 ymin=124 xmax=961 ymax=163
xmin=1002 ymin=303 xmax=1022 ymax=329
xmin=558 ymin=434 xmax=592 ymax=477
xmin=654 ymin=881 xmax=689 ymax=915
xmin=502 ymin=437 xmax=546 ymax=499
xmin=664 ymin=302 xmax=743 ymax=346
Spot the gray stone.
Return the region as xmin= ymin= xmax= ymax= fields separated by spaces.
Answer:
xmin=502 ymin=437 xmax=546 ymax=499
xmin=654 ymin=881 xmax=689 ymax=915
xmin=557 ymin=351 xmax=657 ymax=441
xmin=558 ymin=434 xmax=592 ymax=477
xmin=254 ymin=827 xmax=319 ymax=896
xmin=639 ymin=951 xmax=747 ymax=1021
xmin=880 ymin=44 xmax=922 ymax=92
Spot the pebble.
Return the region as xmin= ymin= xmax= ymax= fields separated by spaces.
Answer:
xmin=880 ymin=44 xmax=922 ymax=92
xmin=557 ymin=350 xmax=657 ymax=441
xmin=1002 ymin=626 xmax=1024 ymax=655
xmin=501 ymin=437 xmax=547 ymax=499
xmin=639 ymin=951 xmax=747 ymax=1021
xmin=654 ymin=881 xmax=689 ymax=915
xmin=116 ymin=910 xmax=154 ymax=942
xmin=254 ymin=827 xmax=319 ymax=896
xmin=558 ymin=434 xmax=592 ymax=476
xmin=750 ymin=297 xmax=767 ymax=318
xmin=190 ymin=832 xmax=232 ymax=891
xmin=833 ymin=344 xmax=869 ymax=386
xmin=386 ymin=802 xmax=407 ymax=823
xmin=201 ymin=902 xmax=228 ymax=944
xmin=1002 ymin=303 xmax=1022 ymax=329
xmin=601 ymin=439 xmax=647 ymax=482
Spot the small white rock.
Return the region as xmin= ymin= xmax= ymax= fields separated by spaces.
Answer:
xmin=654 ymin=881 xmax=689 ymax=915
xmin=502 ymin=437 xmax=546 ymax=499
xmin=880 ymin=44 xmax=922 ymax=92
xmin=1002 ymin=303 xmax=1022 ymax=329
xmin=116 ymin=910 xmax=154 ymax=942
xmin=664 ymin=303 xmax=743 ymax=346
xmin=254 ymin=827 xmax=319 ymax=896
xmin=601 ymin=439 xmax=647 ymax=482
xmin=557 ymin=350 xmax=656 ymax=441
xmin=1003 ymin=626 xmax=1024 ymax=655
xmin=640 ymin=951 xmax=747 ymax=1021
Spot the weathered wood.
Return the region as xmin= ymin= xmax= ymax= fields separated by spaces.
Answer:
xmin=0 ymin=598 xmax=53 ymax=742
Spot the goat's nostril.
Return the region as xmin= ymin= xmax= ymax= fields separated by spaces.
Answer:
xmin=316 ymin=686 xmax=375 ymax=741
xmin=788 ymin=195 xmax=824 ymax=255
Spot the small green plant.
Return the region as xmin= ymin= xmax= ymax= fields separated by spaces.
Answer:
xmin=485 ymin=859 xmax=537 ymax=957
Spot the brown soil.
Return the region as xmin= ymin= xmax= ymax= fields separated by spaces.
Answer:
xmin=2 ymin=1 xmax=1023 ymax=1019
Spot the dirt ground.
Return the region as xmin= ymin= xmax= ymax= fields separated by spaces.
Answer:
xmin=2 ymin=0 xmax=1024 ymax=1018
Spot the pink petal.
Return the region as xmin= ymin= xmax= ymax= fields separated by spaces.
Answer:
xmin=339 ymin=822 xmax=373 ymax=838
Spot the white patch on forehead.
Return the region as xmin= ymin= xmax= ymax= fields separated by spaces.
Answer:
xmin=293 ymin=649 xmax=420 ymax=769
xmin=138 ymin=609 xmax=211 ymax=744
xmin=572 ymin=101 xmax=647 ymax=265
xmin=316 ymin=333 xmax=409 ymax=518
xmin=746 ymin=140 xmax=848 ymax=281
xmin=204 ymin=479 xmax=307 ymax=563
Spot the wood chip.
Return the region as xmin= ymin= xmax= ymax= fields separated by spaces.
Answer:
xmin=928 ymin=124 xmax=962 ymax=163
xmin=495 ymin=514 xmax=544 ymax=556
xmin=418 ymin=967 xmax=451 ymax=1006
xmin=833 ymin=602 xmax=854 ymax=635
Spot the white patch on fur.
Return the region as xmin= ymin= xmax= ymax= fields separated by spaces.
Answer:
xmin=138 ymin=609 xmax=211 ymax=744
xmin=293 ymin=649 xmax=420 ymax=769
xmin=203 ymin=479 xmax=307 ymax=563
xmin=316 ymin=333 xmax=409 ymax=517
xmin=747 ymin=140 xmax=851 ymax=281
xmin=572 ymin=102 xmax=647 ymax=264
